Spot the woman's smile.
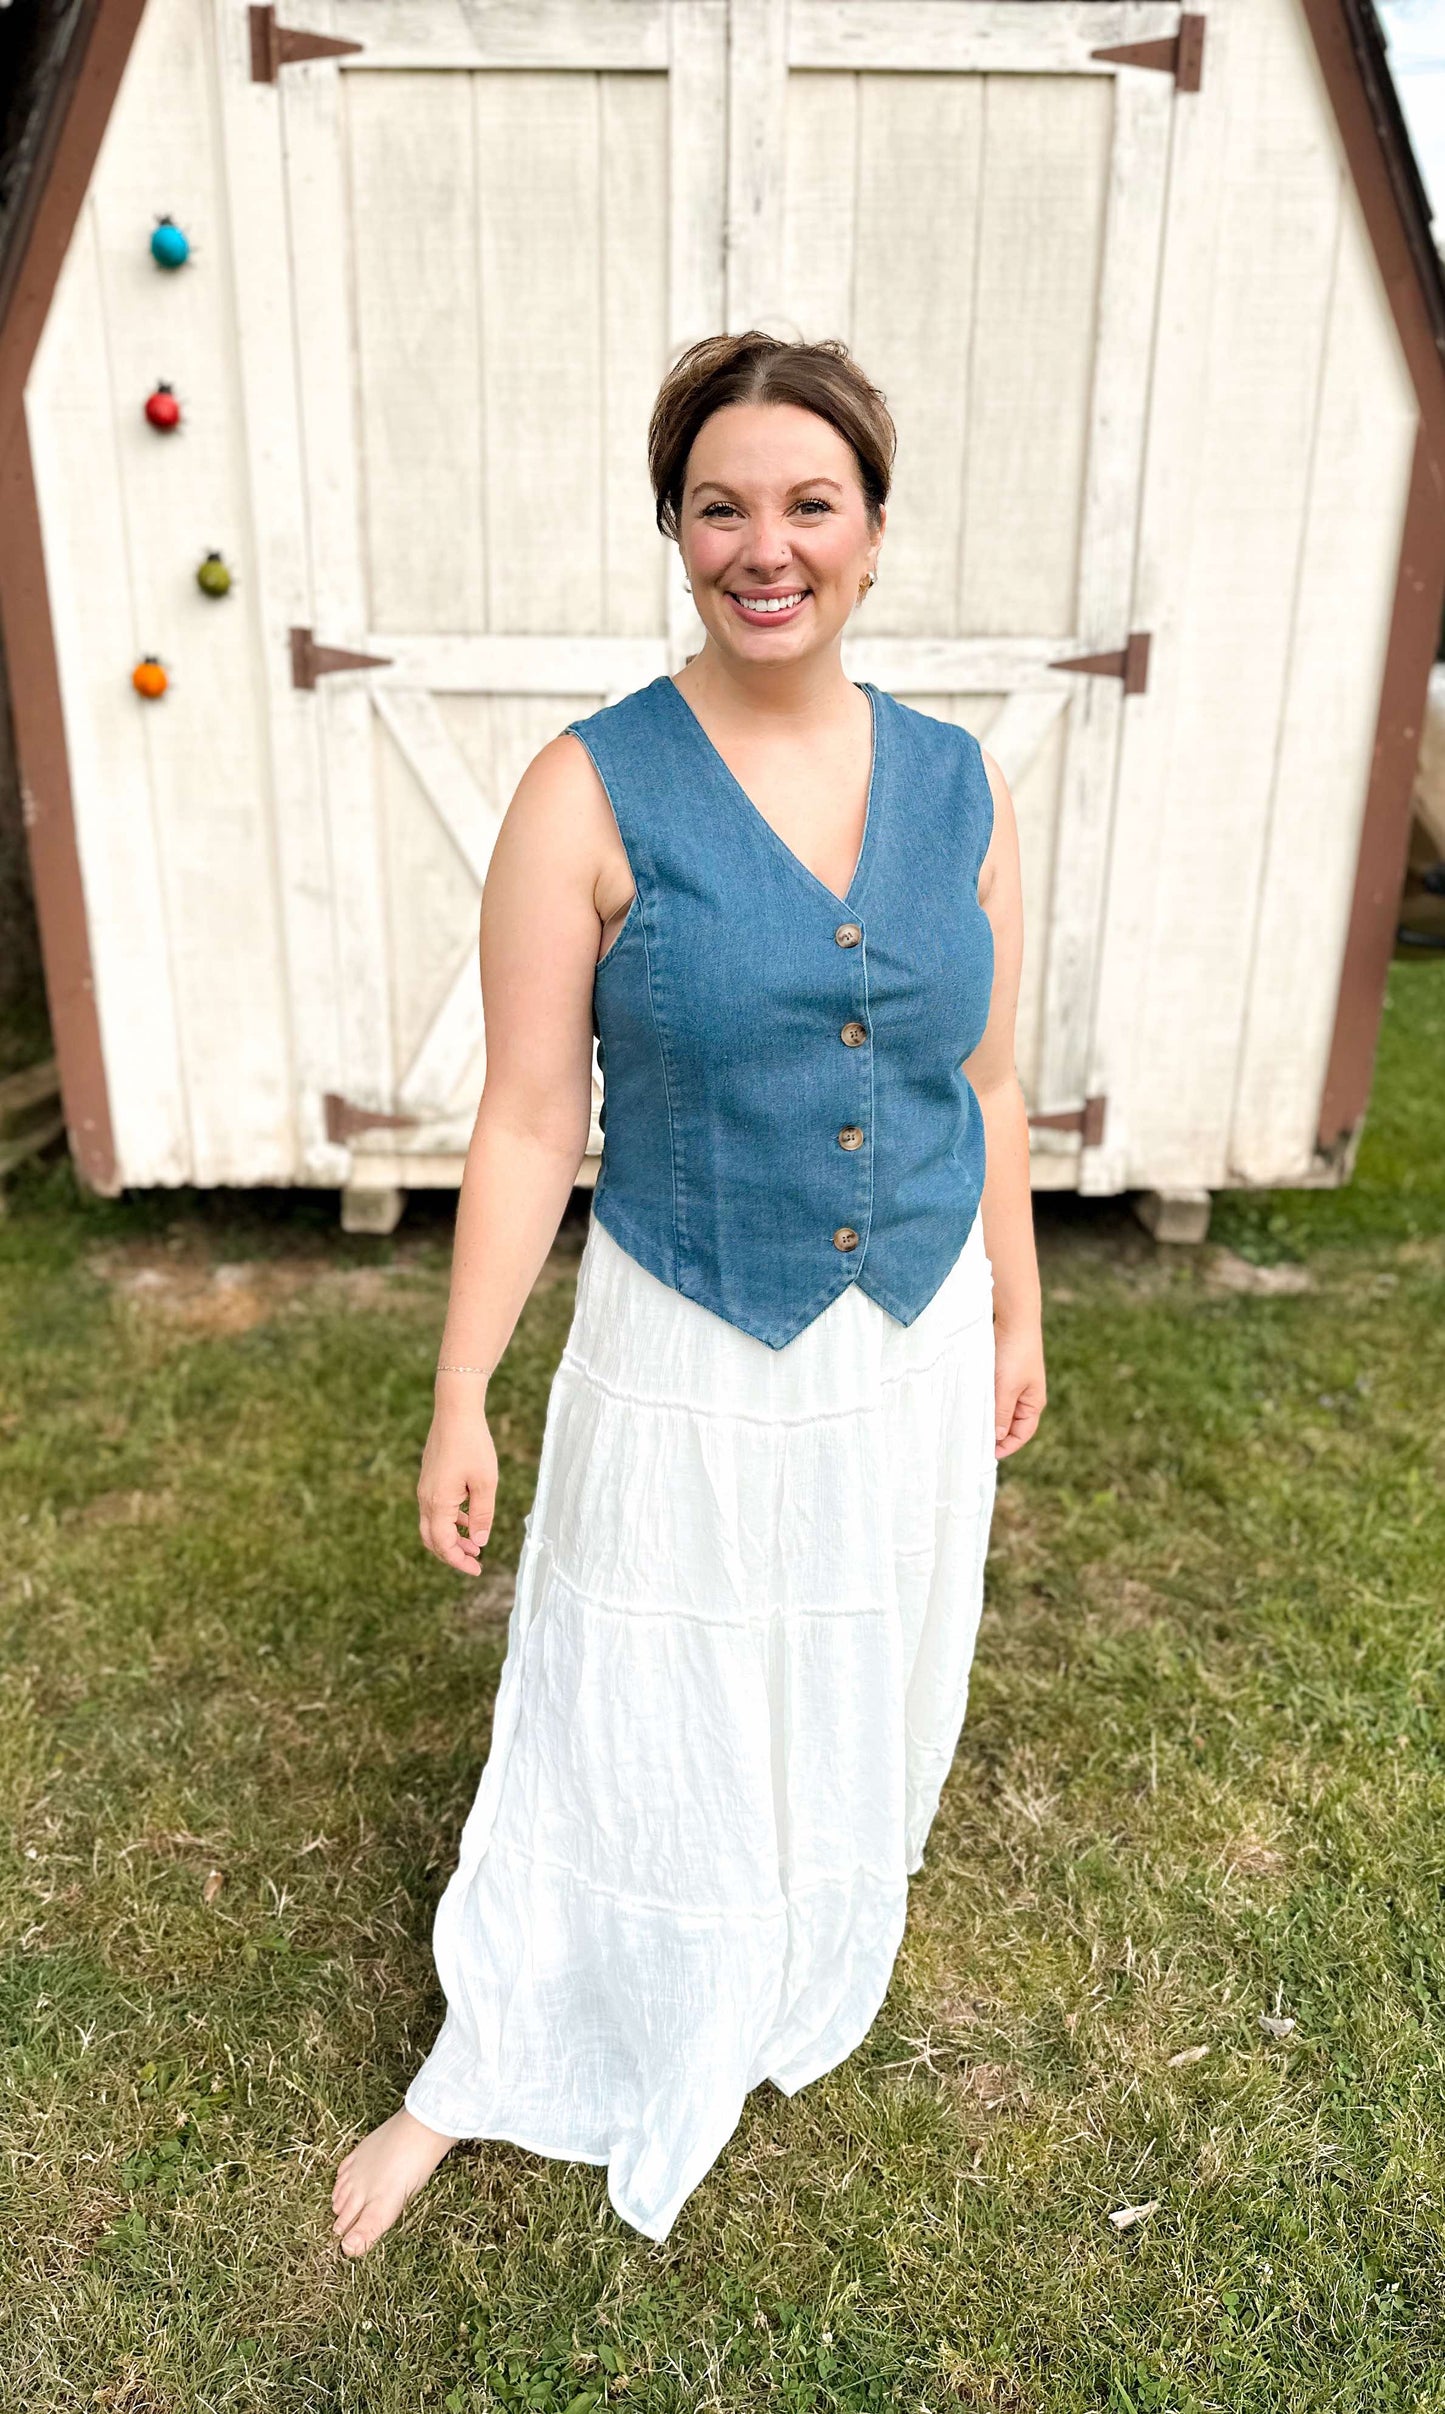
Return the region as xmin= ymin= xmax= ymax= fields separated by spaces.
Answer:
xmin=726 ymin=586 xmax=811 ymax=625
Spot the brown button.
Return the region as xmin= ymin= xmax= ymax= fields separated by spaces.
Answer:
xmin=832 ymin=1226 xmax=860 ymax=1252
xmin=834 ymin=922 xmax=862 ymax=948
xmin=840 ymin=1020 xmax=868 ymax=1048
xmin=838 ymin=1126 xmax=865 ymax=1151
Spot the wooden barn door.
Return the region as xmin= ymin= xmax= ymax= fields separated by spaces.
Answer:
xmin=221 ymin=0 xmax=726 ymax=1197
xmin=222 ymin=0 xmax=1185 ymax=1200
xmin=735 ymin=2 xmax=1187 ymax=1180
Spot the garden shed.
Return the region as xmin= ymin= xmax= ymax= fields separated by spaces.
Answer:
xmin=1 ymin=0 xmax=1442 ymax=1232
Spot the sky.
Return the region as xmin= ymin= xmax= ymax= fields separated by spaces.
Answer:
xmin=1379 ymin=0 xmax=1445 ymax=233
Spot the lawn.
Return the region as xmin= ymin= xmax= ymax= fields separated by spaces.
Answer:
xmin=3 ymin=961 xmax=1443 ymax=2413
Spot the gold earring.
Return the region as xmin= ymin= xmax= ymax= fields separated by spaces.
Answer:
xmin=857 ymin=569 xmax=876 ymax=601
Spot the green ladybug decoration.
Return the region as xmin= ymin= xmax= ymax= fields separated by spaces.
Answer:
xmin=150 ymin=216 xmax=190 ymax=269
xmin=196 ymin=550 xmax=232 ymax=598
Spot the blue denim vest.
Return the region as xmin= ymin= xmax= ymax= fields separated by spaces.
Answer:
xmin=566 ymin=674 xmax=994 ymax=1348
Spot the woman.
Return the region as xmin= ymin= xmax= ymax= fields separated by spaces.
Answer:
xmin=330 ymin=332 xmax=1045 ymax=2254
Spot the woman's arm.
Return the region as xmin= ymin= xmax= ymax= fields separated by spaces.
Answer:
xmin=964 ymin=747 xmax=1046 ymax=1461
xmin=417 ymin=733 xmax=614 ymax=1574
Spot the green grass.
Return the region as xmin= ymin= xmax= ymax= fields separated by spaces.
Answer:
xmin=2 ymin=962 xmax=1444 ymax=2412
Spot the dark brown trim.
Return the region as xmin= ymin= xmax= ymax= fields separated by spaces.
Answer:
xmin=0 ymin=418 xmax=117 ymax=1190
xmin=0 ymin=0 xmax=148 ymax=1194
xmin=1318 ymin=425 xmax=1445 ymax=1149
xmin=1301 ymin=0 xmax=1445 ymax=1156
xmin=0 ymin=0 xmax=148 ymax=463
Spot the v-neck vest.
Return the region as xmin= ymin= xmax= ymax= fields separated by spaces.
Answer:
xmin=566 ymin=673 xmax=995 ymax=1348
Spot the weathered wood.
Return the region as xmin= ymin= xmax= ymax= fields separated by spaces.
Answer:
xmin=1229 ymin=177 xmax=1417 ymax=1184
xmin=26 ymin=204 xmax=189 ymax=1183
xmin=789 ymin=3 xmax=1179 ymax=72
xmin=211 ymin=0 xmax=347 ymax=1185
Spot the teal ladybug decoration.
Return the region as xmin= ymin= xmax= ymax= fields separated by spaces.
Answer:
xmin=196 ymin=550 xmax=232 ymax=598
xmin=150 ymin=216 xmax=190 ymax=269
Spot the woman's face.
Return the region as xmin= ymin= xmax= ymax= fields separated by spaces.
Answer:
xmin=677 ymin=401 xmax=882 ymax=668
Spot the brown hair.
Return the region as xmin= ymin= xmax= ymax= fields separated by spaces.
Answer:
xmin=647 ymin=331 xmax=896 ymax=542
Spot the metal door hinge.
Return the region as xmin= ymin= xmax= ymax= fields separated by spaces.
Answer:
xmin=1048 ymin=631 xmax=1151 ymax=694
xmin=290 ymin=627 xmax=394 ymax=689
xmin=1029 ymin=1096 xmax=1108 ymax=1148
xmin=1092 ymin=12 xmax=1205 ymax=91
xmin=250 ymin=7 xmax=364 ymax=81
xmin=324 ymin=1093 xmax=420 ymax=1144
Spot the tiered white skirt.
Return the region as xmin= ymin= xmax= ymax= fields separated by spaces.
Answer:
xmin=405 ymin=1207 xmax=998 ymax=2241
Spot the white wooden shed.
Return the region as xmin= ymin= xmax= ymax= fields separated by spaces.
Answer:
xmin=2 ymin=0 xmax=1441 ymax=1232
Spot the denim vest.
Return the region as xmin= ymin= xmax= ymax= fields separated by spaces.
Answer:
xmin=566 ymin=674 xmax=995 ymax=1348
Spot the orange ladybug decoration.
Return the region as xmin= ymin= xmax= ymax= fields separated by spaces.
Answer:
xmin=132 ymin=655 xmax=168 ymax=699
xmin=144 ymin=381 xmax=181 ymax=432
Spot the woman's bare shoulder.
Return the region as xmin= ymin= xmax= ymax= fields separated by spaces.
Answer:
xmin=491 ymin=727 xmax=616 ymax=863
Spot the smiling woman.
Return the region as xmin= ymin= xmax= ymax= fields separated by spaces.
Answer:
xmin=330 ymin=330 xmax=1044 ymax=2254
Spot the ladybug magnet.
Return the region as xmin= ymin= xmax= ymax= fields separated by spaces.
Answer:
xmin=196 ymin=551 xmax=232 ymax=598
xmin=144 ymin=382 xmax=181 ymax=432
xmin=132 ymin=656 xmax=168 ymax=699
xmin=150 ymin=216 xmax=191 ymax=269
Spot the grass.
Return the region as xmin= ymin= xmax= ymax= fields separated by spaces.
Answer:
xmin=2 ymin=960 xmax=1443 ymax=2413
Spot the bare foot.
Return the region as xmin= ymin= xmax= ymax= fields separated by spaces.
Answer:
xmin=331 ymin=2107 xmax=457 ymax=2257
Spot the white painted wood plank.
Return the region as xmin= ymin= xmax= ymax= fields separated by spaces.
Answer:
xmin=788 ymin=2 xmax=1179 ymax=73
xmin=1228 ymin=181 xmax=1417 ymax=1184
xmin=727 ymin=0 xmax=791 ymax=328
xmin=1085 ymin=0 xmax=1349 ymax=1196
xmin=354 ymin=634 xmax=665 ymax=688
xmin=667 ymin=1 xmax=727 ymax=664
xmin=280 ymin=0 xmax=396 ymax=1112
xmin=843 ymin=634 xmax=1090 ymax=691
xmin=25 ymin=199 xmax=190 ymax=1185
xmin=967 ymin=687 xmax=1070 ymax=793
xmin=398 ymin=941 xmax=485 ymax=1112
xmin=211 ymin=0 xmax=346 ymax=1184
xmin=959 ymin=72 xmax=1115 ymax=639
xmin=283 ymin=0 xmax=670 ymax=69
xmin=371 ymin=688 xmax=503 ymax=887
xmin=371 ymin=709 xmax=481 ymax=1088
xmin=350 ymin=631 xmax=1094 ymax=691
xmin=475 ymin=71 xmax=604 ymax=634
xmin=601 ymin=73 xmax=671 ymax=638
xmin=782 ymin=70 xmax=857 ymax=343
xmin=346 ymin=70 xmax=484 ymax=633
xmin=87 ymin=0 xmax=295 ymax=1184
xmin=1033 ymin=68 xmax=1171 ymax=1119
xmin=849 ymin=72 xmax=983 ymax=637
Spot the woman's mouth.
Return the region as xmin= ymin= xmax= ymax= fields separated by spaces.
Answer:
xmin=726 ymin=588 xmax=810 ymax=625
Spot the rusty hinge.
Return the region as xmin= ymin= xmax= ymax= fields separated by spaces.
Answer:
xmin=1047 ymin=631 xmax=1151 ymax=694
xmin=324 ymin=1092 xmax=420 ymax=1145
xmin=290 ymin=627 xmax=394 ymax=689
xmin=250 ymin=6 xmax=364 ymax=81
xmin=1091 ymin=12 xmax=1205 ymax=92
xmin=1028 ymin=1096 xmax=1108 ymax=1148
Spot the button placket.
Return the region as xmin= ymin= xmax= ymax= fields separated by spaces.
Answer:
xmin=833 ymin=917 xmax=868 ymax=1259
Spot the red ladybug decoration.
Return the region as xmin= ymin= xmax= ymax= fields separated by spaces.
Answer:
xmin=144 ymin=382 xmax=181 ymax=432
xmin=132 ymin=656 xmax=168 ymax=699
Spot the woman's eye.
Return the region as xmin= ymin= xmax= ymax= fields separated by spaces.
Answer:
xmin=697 ymin=498 xmax=831 ymax=518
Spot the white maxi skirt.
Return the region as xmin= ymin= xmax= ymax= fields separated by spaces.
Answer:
xmin=405 ymin=1206 xmax=998 ymax=2241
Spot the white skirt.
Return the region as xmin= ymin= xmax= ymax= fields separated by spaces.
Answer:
xmin=405 ymin=1207 xmax=998 ymax=2241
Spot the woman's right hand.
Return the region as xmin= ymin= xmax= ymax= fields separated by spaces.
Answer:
xmin=417 ymin=1396 xmax=498 ymax=1576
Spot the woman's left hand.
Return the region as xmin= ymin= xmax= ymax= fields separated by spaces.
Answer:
xmin=993 ymin=1322 xmax=1046 ymax=1460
